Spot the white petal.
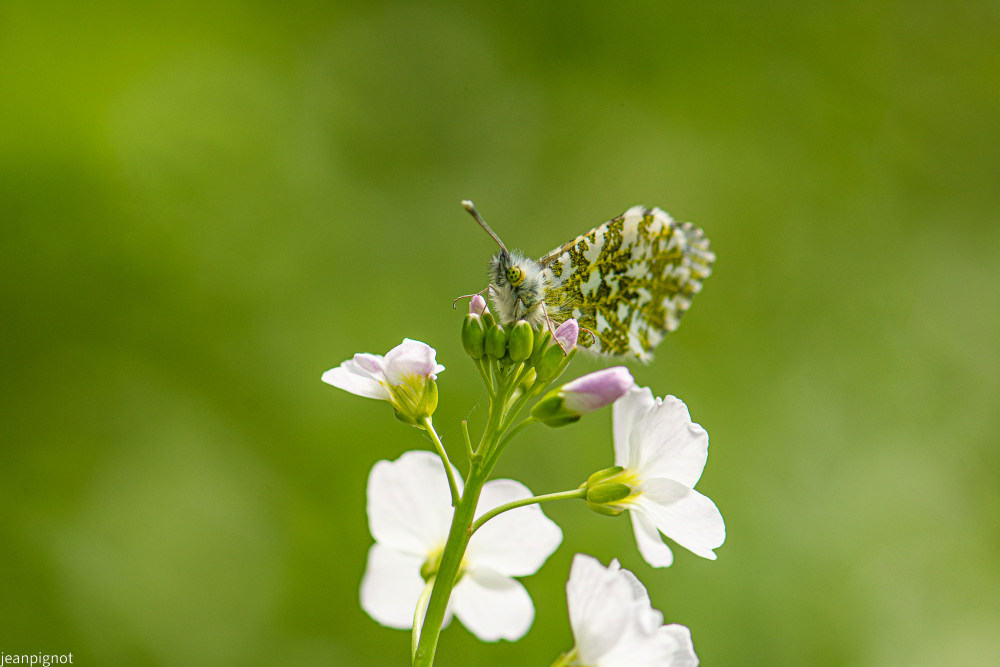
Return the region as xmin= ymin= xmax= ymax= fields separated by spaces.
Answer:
xmin=613 ymin=386 xmax=656 ymax=468
xmin=630 ymin=509 xmax=674 ymax=568
xmin=659 ymin=624 xmax=699 ymax=666
xmin=467 ymin=479 xmax=562 ymax=577
xmin=367 ymin=451 xmax=460 ymax=554
xmin=566 ymin=554 xmax=636 ymax=662
xmin=452 ymin=567 xmax=534 ymax=641
xmin=359 ymin=543 xmax=427 ymax=629
xmin=321 ymin=362 xmax=391 ymax=401
xmin=635 ymin=479 xmax=725 ymax=560
xmin=597 ymin=636 xmax=681 ymax=667
xmin=617 ymin=567 xmax=664 ymax=632
xmin=634 ymin=395 xmax=708 ymax=488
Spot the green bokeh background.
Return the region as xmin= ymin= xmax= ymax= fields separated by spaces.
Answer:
xmin=3 ymin=2 xmax=998 ymax=665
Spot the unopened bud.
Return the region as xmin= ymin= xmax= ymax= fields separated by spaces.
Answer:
xmin=531 ymin=367 xmax=635 ymax=427
xmin=533 ymin=339 xmax=570 ymax=382
xmin=508 ymin=321 xmax=534 ymax=362
xmin=518 ymin=367 xmax=537 ymax=393
xmin=485 ymin=324 xmax=507 ymax=360
xmin=530 ymin=393 xmax=578 ymax=427
xmin=462 ymin=314 xmax=486 ymax=359
xmin=553 ymin=319 xmax=579 ymax=352
xmin=469 ymin=294 xmax=488 ymax=316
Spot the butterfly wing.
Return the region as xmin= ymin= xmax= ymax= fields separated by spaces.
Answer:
xmin=538 ymin=205 xmax=714 ymax=360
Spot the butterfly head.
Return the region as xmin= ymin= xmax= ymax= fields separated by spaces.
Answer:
xmin=463 ymin=200 xmax=549 ymax=326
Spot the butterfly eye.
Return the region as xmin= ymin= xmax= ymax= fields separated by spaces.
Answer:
xmin=506 ymin=266 xmax=525 ymax=287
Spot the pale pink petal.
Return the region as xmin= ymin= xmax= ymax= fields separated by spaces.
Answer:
xmin=561 ymin=367 xmax=635 ymax=415
xmin=383 ymin=338 xmax=444 ymax=385
xmin=452 ymin=568 xmax=534 ymax=641
xmin=469 ymin=294 xmax=487 ymax=316
xmin=554 ymin=318 xmax=579 ymax=350
xmin=629 ymin=509 xmax=675 ymax=568
xmin=467 ymin=479 xmax=562 ymax=577
xmin=635 ymin=479 xmax=725 ymax=560
xmin=321 ymin=361 xmax=390 ymax=400
xmin=352 ymin=352 xmax=386 ymax=376
xmin=366 ymin=451 xmax=459 ymax=555
xmin=359 ymin=543 xmax=427 ymax=629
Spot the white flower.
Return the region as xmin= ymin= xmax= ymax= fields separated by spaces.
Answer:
xmin=607 ymin=386 xmax=725 ymax=567
xmin=322 ymin=338 xmax=444 ymax=423
xmin=563 ymin=554 xmax=698 ymax=666
xmin=360 ymin=451 xmax=563 ymax=642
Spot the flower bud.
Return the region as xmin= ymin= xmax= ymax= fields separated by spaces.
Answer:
xmin=508 ymin=320 xmax=534 ymax=362
xmin=518 ymin=367 xmax=537 ymax=393
xmin=485 ymin=324 xmax=507 ymax=360
xmin=559 ymin=367 xmax=635 ymax=415
xmin=462 ymin=314 xmax=486 ymax=359
xmin=533 ymin=338 xmax=570 ymax=383
xmin=530 ymin=393 xmax=578 ymax=427
xmin=531 ymin=367 xmax=635 ymax=427
xmin=553 ymin=318 xmax=579 ymax=352
xmin=469 ymin=294 xmax=488 ymax=316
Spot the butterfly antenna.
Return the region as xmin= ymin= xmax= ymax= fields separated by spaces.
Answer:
xmin=462 ymin=200 xmax=508 ymax=254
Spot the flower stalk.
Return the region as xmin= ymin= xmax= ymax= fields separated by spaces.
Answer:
xmin=413 ymin=320 xmax=573 ymax=666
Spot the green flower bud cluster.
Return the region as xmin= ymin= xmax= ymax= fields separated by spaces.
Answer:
xmin=461 ymin=312 xmax=575 ymax=387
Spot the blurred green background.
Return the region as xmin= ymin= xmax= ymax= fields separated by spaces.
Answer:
xmin=2 ymin=1 xmax=998 ymax=665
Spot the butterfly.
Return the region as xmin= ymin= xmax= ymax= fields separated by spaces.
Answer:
xmin=462 ymin=200 xmax=715 ymax=361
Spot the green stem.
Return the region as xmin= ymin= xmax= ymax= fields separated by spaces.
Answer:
xmin=460 ymin=420 xmax=473 ymax=461
xmin=411 ymin=458 xmax=491 ymax=667
xmin=475 ymin=357 xmax=494 ymax=396
xmin=411 ymin=577 xmax=435 ymax=662
xmin=469 ymin=488 xmax=586 ymax=536
xmin=421 ymin=417 xmax=460 ymax=507
xmin=413 ymin=358 xmax=522 ymax=666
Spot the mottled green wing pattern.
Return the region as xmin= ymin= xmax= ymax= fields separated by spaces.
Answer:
xmin=538 ymin=205 xmax=714 ymax=360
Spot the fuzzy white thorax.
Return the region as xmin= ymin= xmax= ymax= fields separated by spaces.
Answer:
xmin=488 ymin=250 xmax=550 ymax=326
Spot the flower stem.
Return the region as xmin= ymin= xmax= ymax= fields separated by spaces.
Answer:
xmin=460 ymin=420 xmax=473 ymax=461
xmin=411 ymin=458 xmax=490 ymax=667
xmin=413 ymin=357 xmax=522 ymax=666
xmin=411 ymin=576 xmax=435 ymax=662
xmin=421 ymin=417 xmax=461 ymax=507
xmin=469 ymin=488 xmax=586 ymax=537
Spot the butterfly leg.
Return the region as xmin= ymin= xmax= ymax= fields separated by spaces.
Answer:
xmin=537 ymin=302 xmax=569 ymax=354
xmin=576 ymin=324 xmax=598 ymax=349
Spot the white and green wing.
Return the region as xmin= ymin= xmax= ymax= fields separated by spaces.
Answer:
xmin=538 ymin=205 xmax=714 ymax=360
